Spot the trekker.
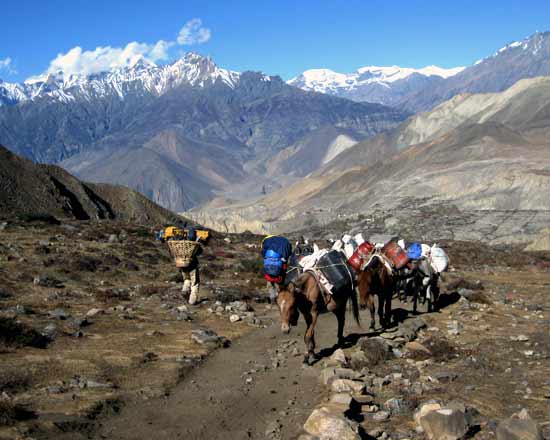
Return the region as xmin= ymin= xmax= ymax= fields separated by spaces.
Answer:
xmin=261 ymin=235 xmax=292 ymax=302
xmin=181 ymin=225 xmax=201 ymax=305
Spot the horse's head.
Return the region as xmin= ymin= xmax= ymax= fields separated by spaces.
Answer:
xmin=276 ymin=282 xmax=299 ymax=334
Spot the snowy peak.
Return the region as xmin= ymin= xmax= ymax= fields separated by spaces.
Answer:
xmin=289 ymin=64 xmax=464 ymax=90
xmin=0 ymin=52 xmax=243 ymax=106
xmin=288 ymin=64 xmax=464 ymax=102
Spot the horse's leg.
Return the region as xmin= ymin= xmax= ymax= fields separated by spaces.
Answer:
xmin=384 ymin=285 xmax=393 ymax=328
xmin=301 ymin=309 xmax=312 ymax=364
xmin=367 ymin=291 xmax=376 ymax=330
xmin=335 ymin=305 xmax=346 ymax=347
xmin=304 ymin=311 xmax=318 ymax=365
xmin=378 ymin=292 xmax=386 ymax=328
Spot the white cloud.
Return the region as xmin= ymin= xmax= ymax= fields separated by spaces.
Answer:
xmin=46 ymin=40 xmax=174 ymax=77
xmin=177 ymin=18 xmax=211 ymax=45
xmin=0 ymin=57 xmax=17 ymax=75
xmin=39 ymin=18 xmax=210 ymax=78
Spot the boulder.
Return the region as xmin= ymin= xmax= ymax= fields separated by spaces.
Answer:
xmin=397 ymin=317 xmax=427 ymax=342
xmin=496 ymin=409 xmax=542 ymax=440
xmin=358 ymin=337 xmax=392 ymax=366
xmin=229 ymin=314 xmax=241 ymax=323
xmin=303 ymin=407 xmax=360 ymax=440
xmin=330 ymin=379 xmax=365 ymax=394
xmin=191 ymin=329 xmax=230 ymax=347
xmin=320 ymin=368 xmax=361 ymax=386
xmin=349 ymin=351 xmax=370 ymax=371
xmin=418 ymin=406 xmax=469 ymax=440
xmin=405 ymin=341 xmax=432 ymax=356
xmin=328 ymin=348 xmax=348 ymax=366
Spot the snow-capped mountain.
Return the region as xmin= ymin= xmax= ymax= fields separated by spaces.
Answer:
xmin=397 ymin=31 xmax=550 ymax=112
xmin=0 ymin=53 xmax=244 ymax=106
xmin=0 ymin=52 xmax=407 ymax=210
xmin=288 ymin=65 xmax=464 ymax=106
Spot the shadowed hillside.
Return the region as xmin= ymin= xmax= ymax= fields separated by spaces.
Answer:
xmin=0 ymin=145 xmax=182 ymax=224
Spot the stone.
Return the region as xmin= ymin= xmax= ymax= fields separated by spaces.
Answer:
xmin=358 ymin=337 xmax=392 ymax=366
xmin=33 ymin=276 xmax=64 ymax=288
xmin=371 ymin=410 xmax=390 ymax=421
xmin=303 ymin=407 xmax=360 ymax=440
xmin=385 ymin=397 xmax=405 ymax=414
xmin=42 ymin=323 xmax=57 ymax=339
xmin=0 ymin=222 xmax=7 ymax=231
xmin=419 ymin=407 xmax=469 ymax=440
xmin=398 ymin=317 xmax=427 ymax=342
xmin=86 ymin=308 xmax=104 ymax=317
xmin=191 ymin=328 xmax=230 ymax=347
xmin=329 ymin=348 xmax=348 ymax=366
xmin=85 ymin=379 xmax=115 ymax=389
xmin=405 ymin=341 xmax=432 ymax=356
xmin=330 ymin=379 xmax=365 ymax=394
xmin=350 ymin=351 xmax=370 ymax=371
xmin=108 ymin=234 xmax=119 ymax=243
xmin=447 ymin=321 xmax=463 ymax=336
xmin=229 ymin=314 xmax=241 ymax=323
xmin=433 ymin=371 xmax=458 ymax=383
xmin=223 ymin=237 xmax=232 ymax=244
xmin=48 ymin=308 xmax=69 ymax=320
xmin=320 ymin=368 xmax=361 ymax=386
xmin=496 ymin=409 xmax=542 ymax=440
xmin=330 ymin=393 xmax=354 ymax=409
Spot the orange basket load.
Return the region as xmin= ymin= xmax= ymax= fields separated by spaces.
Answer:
xmin=166 ymin=240 xmax=201 ymax=268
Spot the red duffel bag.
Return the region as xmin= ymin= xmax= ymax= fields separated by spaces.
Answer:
xmin=348 ymin=241 xmax=375 ymax=271
xmin=382 ymin=241 xmax=409 ymax=270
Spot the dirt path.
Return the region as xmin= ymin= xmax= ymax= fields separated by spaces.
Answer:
xmin=91 ymin=309 xmax=364 ymax=440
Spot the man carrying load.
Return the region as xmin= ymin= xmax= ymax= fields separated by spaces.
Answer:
xmin=262 ymin=235 xmax=292 ymax=302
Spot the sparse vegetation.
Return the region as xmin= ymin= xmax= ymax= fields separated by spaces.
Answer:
xmin=0 ymin=317 xmax=50 ymax=349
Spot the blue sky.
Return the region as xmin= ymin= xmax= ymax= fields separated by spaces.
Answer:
xmin=2 ymin=0 xmax=550 ymax=82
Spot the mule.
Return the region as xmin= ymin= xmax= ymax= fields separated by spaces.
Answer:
xmin=357 ymin=257 xmax=394 ymax=330
xmin=276 ymin=271 xmax=360 ymax=365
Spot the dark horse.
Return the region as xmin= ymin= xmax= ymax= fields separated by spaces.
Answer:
xmin=357 ymin=257 xmax=394 ymax=330
xmin=276 ymin=271 xmax=360 ymax=365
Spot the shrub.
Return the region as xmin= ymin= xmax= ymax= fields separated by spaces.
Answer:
xmin=0 ymin=318 xmax=50 ymax=349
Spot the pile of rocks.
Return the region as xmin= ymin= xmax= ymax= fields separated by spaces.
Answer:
xmin=298 ymin=314 xmax=545 ymax=440
xmin=206 ymin=300 xmax=263 ymax=327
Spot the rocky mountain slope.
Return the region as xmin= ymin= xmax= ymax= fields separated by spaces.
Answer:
xmin=0 ymin=54 xmax=407 ymax=211
xmin=0 ymin=145 xmax=180 ymax=224
xmin=288 ymin=65 xmax=464 ymax=106
xmin=188 ymin=77 xmax=550 ymax=249
xmin=290 ymin=31 xmax=550 ymax=113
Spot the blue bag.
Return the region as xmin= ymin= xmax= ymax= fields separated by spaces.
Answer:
xmin=407 ymin=242 xmax=422 ymax=260
xmin=264 ymin=249 xmax=283 ymax=277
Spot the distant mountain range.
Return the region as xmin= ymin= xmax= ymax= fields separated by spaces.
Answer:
xmin=289 ymin=31 xmax=550 ymax=112
xmin=2 ymin=31 xmax=550 ymax=216
xmin=188 ymin=76 xmax=550 ymax=249
xmin=0 ymin=53 xmax=406 ymax=210
xmin=288 ymin=65 xmax=464 ymax=107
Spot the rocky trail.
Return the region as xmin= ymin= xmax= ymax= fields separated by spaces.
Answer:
xmin=1 ymin=219 xmax=549 ymax=440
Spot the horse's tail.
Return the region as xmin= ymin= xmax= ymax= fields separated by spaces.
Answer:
xmin=350 ymin=284 xmax=361 ymax=327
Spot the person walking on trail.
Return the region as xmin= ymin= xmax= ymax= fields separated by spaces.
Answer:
xmin=261 ymin=235 xmax=292 ymax=302
xmin=182 ymin=226 xmax=202 ymax=305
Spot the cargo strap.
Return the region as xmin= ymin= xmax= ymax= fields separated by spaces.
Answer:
xmin=315 ymin=262 xmax=356 ymax=291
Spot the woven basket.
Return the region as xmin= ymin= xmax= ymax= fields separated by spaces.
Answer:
xmin=167 ymin=240 xmax=201 ymax=268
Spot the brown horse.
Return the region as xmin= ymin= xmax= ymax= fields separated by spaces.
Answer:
xmin=276 ymin=271 xmax=360 ymax=365
xmin=357 ymin=257 xmax=394 ymax=330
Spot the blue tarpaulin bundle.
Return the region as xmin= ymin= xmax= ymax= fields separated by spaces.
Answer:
xmin=261 ymin=236 xmax=292 ymax=261
xmin=407 ymin=242 xmax=423 ymax=260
